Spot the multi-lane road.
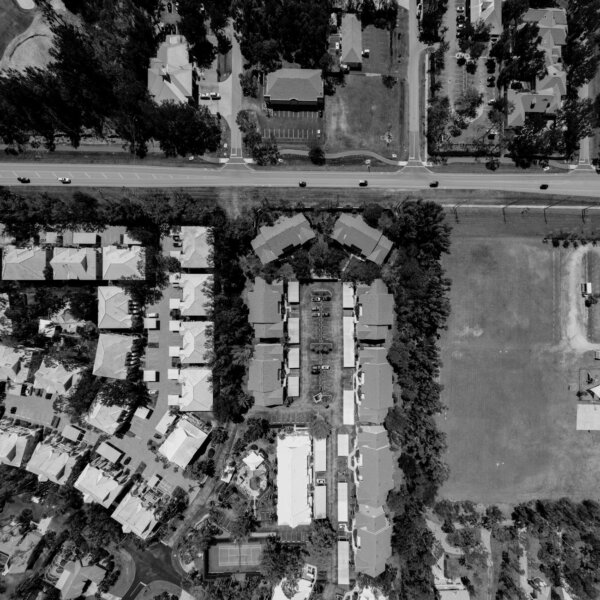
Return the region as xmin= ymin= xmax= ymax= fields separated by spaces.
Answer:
xmin=1 ymin=162 xmax=599 ymax=198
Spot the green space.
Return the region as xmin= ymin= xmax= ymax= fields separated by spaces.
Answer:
xmin=0 ymin=1 xmax=35 ymax=58
xmin=439 ymin=236 xmax=600 ymax=503
xmin=324 ymin=74 xmax=402 ymax=157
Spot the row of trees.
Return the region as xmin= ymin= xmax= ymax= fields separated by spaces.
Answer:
xmin=0 ymin=2 xmax=221 ymax=157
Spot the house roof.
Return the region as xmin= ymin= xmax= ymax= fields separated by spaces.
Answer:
xmin=72 ymin=231 xmax=99 ymax=245
xmin=247 ymin=343 xmax=284 ymax=406
xmin=341 ymin=14 xmax=362 ymax=65
xmin=180 ymin=274 xmax=212 ymax=316
xmin=178 ymin=368 xmax=213 ymax=411
xmin=356 ymin=426 xmax=394 ymax=507
xmin=523 ymin=7 xmax=567 ymax=29
xmin=180 ymin=321 xmax=212 ymax=365
xmin=313 ymin=437 xmax=327 ymax=472
xmin=98 ymin=286 xmax=132 ymax=329
xmin=357 ymin=279 xmax=394 ymax=340
xmin=62 ymin=424 xmax=84 ymax=442
xmin=288 ymin=281 xmax=300 ymax=303
xmin=74 ymin=464 xmax=125 ymax=508
xmin=0 ymin=526 xmax=42 ymax=575
xmin=51 ymin=247 xmax=97 ymax=280
xmin=355 ymin=505 xmax=392 ymax=578
xmin=576 ymin=403 xmax=600 ymax=430
xmin=159 ymin=418 xmax=207 ymax=468
xmin=251 ymin=214 xmax=316 ymax=264
xmin=506 ymin=89 xmax=559 ymax=127
xmin=0 ymin=426 xmax=35 ymax=468
xmin=33 ymin=361 xmax=78 ymax=396
xmin=248 ymin=277 xmax=284 ymax=323
xmin=111 ymin=492 xmax=158 ymax=540
xmin=2 ymin=246 xmax=46 ymax=280
xmin=358 ymin=347 xmax=394 ymax=423
xmin=96 ymin=441 xmax=123 ymax=464
xmin=338 ymin=541 xmax=350 ymax=585
xmin=148 ymin=35 xmax=194 ymax=104
xmin=331 ymin=214 xmax=392 ymax=265
xmin=0 ymin=345 xmax=26 ymax=381
xmin=102 ymin=246 xmax=144 ymax=280
xmin=92 ymin=333 xmax=133 ymax=380
xmin=55 ymin=560 xmax=106 ymax=600
xmin=265 ymin=68 xmax=324 ymax=103
xmin=85 ymin=400 xmax=126 ymax=435
xmin=25 ymin=443 xmax=76 ymax=485
xmin=276 ymin=432 xmax=312 ymax=528
xmin=181 ymin=226 xmax=212 ymax=269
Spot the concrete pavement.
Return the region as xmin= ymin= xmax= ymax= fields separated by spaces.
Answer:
xmin=407 ymin=0 xmax=427 ymax=162
xmin=1 ymin=161 xmax=600 ymax=196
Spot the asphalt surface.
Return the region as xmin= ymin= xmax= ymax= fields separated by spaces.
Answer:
xmin=1 ymin=162 xmax=600 ymax=197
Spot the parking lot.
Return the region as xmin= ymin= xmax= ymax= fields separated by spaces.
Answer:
xmin=257 ymin=110 xmax=325 ymax=146
xmin=297 ymin=283 xmax=343 ymax=413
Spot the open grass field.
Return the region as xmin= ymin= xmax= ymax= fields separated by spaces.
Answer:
xmin=324 ymin=74 xmax=402 ymax=157
xmin=0 ymin=0 xmax=35 ymax=58
xmin=439 ymin=237 xmax=600 ymax=503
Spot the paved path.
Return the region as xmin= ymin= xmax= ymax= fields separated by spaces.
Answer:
xmin=407 ymin=0 xmax=427 ymax=161
xmin=2 ymin=161 xmax=600 ymax=196
xmin=279 ymin=148 xmax=402 ymax=165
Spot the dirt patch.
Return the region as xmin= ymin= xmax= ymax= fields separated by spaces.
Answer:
xmin=439 ymin=237 xmax=600 ymax=503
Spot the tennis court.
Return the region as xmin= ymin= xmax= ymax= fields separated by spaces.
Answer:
xmin=207 ymin=542 xmax=263 ymax=573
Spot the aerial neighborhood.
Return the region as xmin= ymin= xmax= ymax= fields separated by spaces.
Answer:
xmin=0 ymin=0 xmax=599 ymax=599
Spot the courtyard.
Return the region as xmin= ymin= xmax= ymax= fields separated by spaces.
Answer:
xmin=439 ymin=236 xmax=600 ymax=503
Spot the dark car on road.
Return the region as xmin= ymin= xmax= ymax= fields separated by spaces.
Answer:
xmin=299 ymin=181 xmax=306 ymax=187
xmin=17 ymin=177 xmax=30 ymax=183
xmin=359 ymin=180 xmax=368 ymax=187
xmin=429 ymin=181 xmax=439 ymax=188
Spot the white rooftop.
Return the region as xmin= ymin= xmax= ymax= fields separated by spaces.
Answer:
xmin=26 ymin=443 xmax=76 ymax=485
xmin=74 ymin=464 xmax=125 ymax=508
xmin=85 ymin=400 xmax=126 ymax=436
xmin=159 ymin=418 xmax=207 ymax=468
xmin=102 ymin=246 xmax=144 ymax=280
xmin=243 ymin=450 xmax=264 ymax=470
xmin=180 ymin=273 xmax=212 ymax=317
xmin=181 ymin=226 xmax=212 ymax=269
xmin=276 ymin=432 xmax=312 ymax=528
xmin=576 ymin=403 xmax=600 ymax=430
xmin=111 ymin=492 xmax=158 ymax=540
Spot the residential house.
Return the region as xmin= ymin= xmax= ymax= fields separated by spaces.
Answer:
xmin=92 ymin=333 xmax=135 ymax=380
xmin=72 ymin=231 xmax=99 ymax=246
xmin=74 ymin=464 xmax=125 ymax=508
xmin=85 ymin=399 xmax=127 ymax=436
xmin=111 ymin=490 xmax=159 ymax=540
xmin=251 ymin=214 xmax=316 ymax=264
xmin=354 ymin=505 xmax=392 ymax=578
xmin=247 ymin=278 xmax=284 ymax=340
xmin=264 ymin=69 xmax=324 ymax=109
xmin=102 ymin=246 xmax=144 ymax=280
xmin=340 ymin=14 xmax=363 ymax=69
xmin=51 ymin=558 xmax=106 ymax=600
xmin=33 ymin=360 xmax=81 ymax=398
xmin=356 ymin=279 xmax=394 ymax=343
xmin=0 ymin=421 xmax=39 ymax=468
xmin=98 ymin=286 xmax=133 ymax=329
xmin=50 ymin=247 xmax=97 ymax=280
xmin=179 ymin=321 xmax=212 ymax=364
xmin=148 ymin=35 xmax=196 ymax=104
xmin=159 ymin=417 xmax=208 ymax=469
xmin=247 ymin=343 xmax=285 ymax=407
xmin=0 ymin=524 xmax=42 ymax=575
xmin=272 ymin=565 xmax=317 ymax=600
xmin=331 ymin=214 xmax=393 ymax=265
xmin=355 ymin=426 xmax=394 ymax=507
xmin=355 ymin=348 xmax=394 ymax=423
xmin=276 ymin=431 xmax=312 ymax=528
xmin=0 ymin=345 xmax=30 ymax=385
xmin=170 ymin=368 xmax=213 ymax=412
xmin=179 ymin=273 xmax=212 ymax=317
xmin=25 ymin=438 xmax=80 ymax=485
xmin=2 ymin=246 xmax=47 ymax=280
xmin=507 ymin=8 xmax=567 ymax=127
xmin=180 ymin=226 xmax=212 ymax=269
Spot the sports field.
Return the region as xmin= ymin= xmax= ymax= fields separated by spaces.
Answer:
xmin=439 ymin=236 xmax=600 ymax=503
xmin=0 ymin=1 xmax=35 ymax=58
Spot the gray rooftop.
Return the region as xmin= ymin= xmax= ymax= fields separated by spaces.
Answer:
xmin=330 ymin=214 xmax=392 ymax=265
xmin=251 ymin=215 xmax=316 ymax=264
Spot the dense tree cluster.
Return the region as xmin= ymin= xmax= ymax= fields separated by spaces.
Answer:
xmin=231 ymin=0 xmax=332 ymax=72
xmin=419 ymin=0 xmax=449 ymax=44
xmin=259 ymin=536 xmax=304 ymax=586
xmin=0 ymin=2 xmax=221 ymax=157
xmin=457 ymin=20 xmax=491 ymax=60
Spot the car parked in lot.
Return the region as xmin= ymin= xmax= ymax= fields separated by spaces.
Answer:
xmin=320 ymin=365 xmax=330 ymax=370
xmin=322 ymin=312 xmax=330 ymax=317
xmin=487 ymin=76 xmax=496 ymax=87
xmin=312 ymin=297 xmax=321 ymax=302
xmin=311 ymin=365 xmax=320 ymax=374
xmin=17 ymin=177 xmax=30 ymax=183
xmin=200 ymin=93 xmax=211 ymax=100
xmin=312 ymin=313 xmax=321 ymax=318
xmin=311 ymin=306 xmax=320 ymax=311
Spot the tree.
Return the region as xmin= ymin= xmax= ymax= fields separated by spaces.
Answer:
xmin=229 ymin=510 xmax=258 ymax=541
xmin=236 ymin=109 xmax=258 ymax=134
xmin=455 ymin=87 xmax=483 ymax=119
xmin=308 ymin=145 xmax=326 ymax=165
xmin=306 ymin=519 xmax=336 ymax=558
xmin=458 ymin=19 xmax=491 ymax=59
xmin=153 ymin=593 xmax=178 ymax=600
xmin=427 ymin=96 xmax=451 ymax=152
xmin=243 ymin=418 xmax=269 ymax=443
xmin=212 ymin=427 xmax=229 ymax=444
xmin=154 ymin=102 xmax=221 ymax=157
xmin=308 ymin=239 xmax=345 ymax=277
xmin=252 ymin=138 xmax=280 ymax=166
xmin=239 ymin=71 xmax=259 ymax=97
xmin=259 ymin=536 xmax=304 ymax=584
xmin=307 ymin=412 xmax=332 ymax=439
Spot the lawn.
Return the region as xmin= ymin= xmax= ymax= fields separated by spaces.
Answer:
xmin=0 ymin=1 xmax=35 ymax=58
xmin=324 ymin=74 xmax=402 ymax=157
xmin=439 ymin=237 xmax=600 ymax=503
